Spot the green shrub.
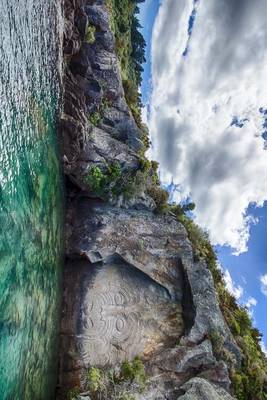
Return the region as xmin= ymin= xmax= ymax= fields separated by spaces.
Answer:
xmin=175 ymin=214 xmax=267 ymax=399
xmin=84 ymin=165 xmax=106 ymax=195
xmin=83 ymin=161 xmax=156 ymax=201
xmin=232 ymin=372 xmax=248 ymax=400
xmin=140 ymin=124 xmax=150 ymax=151
xmin=117 ymin=394 xmax=135 ymax=400
xmin=121 ymin=357 xmax=147 ymax=391
xmin=146 ymin=185 xmax=169 ymax=213
xmin=139 ymin=158 xmax=151 ymax=173
xmin=67 ymin=386 xmax=80 ymax=400
xmin=82 ymin=358 xmax=148 ymax=400
xmin=101 ymin=97 xmax=112 ymax=111
xmin=84 ymin=163 xmax=123 ymax=199
xmin=85 ymin=24 xmax=96 ymax=44
xmin=89 ymin=111 xmax=102 ymax=126
xmin=87 ymin=367 xmax=103 ymax=393
xmin=208 ymin=329 xmax=224 ymax=357
xmin=120 ymin=170 xmax=145 ymax=199
xmin=104 ymin=0 xmax=146 ymax=132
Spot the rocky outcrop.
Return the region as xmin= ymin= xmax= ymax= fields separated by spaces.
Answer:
xmin=58 ymin=201 xmax=239 ymax=398
xmin=58 ymin=0 xmax=240 ymax=399
xmin=179 ymin=378 xmax=236 ymax=400
xmin=61 ymin=0 xmax=144 ymax=191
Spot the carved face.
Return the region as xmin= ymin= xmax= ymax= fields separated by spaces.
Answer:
xmin=77 ymin=261 xmax=184 ymax=367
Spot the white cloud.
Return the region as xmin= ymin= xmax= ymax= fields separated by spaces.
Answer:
xmin=245 ymin=296 xmax=257 ymax=317
xmin=224 ymin=269 xmax=244 ymax=300
xmin=149 ymin=0 xmax=267 ymax=254
xmin=246 ymin=296 xmax=257 ymax=309
xmin=260 ymin=274 xmax=267 ymax=296
xmin=141 ymin=105 xmax=149 ymax=126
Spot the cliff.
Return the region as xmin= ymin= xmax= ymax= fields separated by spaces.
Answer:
xmin=58 ymin=1 xmax=267 ymax=400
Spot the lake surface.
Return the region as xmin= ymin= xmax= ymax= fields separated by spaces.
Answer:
xmin=0 ymin=0 xmax=64 ymax=398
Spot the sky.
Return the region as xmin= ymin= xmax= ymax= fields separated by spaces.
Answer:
xmin=139 ymin=0 xmax=267 ymax=352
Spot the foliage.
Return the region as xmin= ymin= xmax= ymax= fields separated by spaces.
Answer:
xmin=121 ymin=357 xmax=147 ymax=391
xmin=116 ymin=394 xmax=135 ymax=400
xmin=84 ymin=163 xmax=122 ymax=199
xmin=83 ymin=358 xmax=148 ymax=400
xmin=87 ymin=367 xmax=103 ymax=393
xmin=139 ymin=157 xmax=151 ymax=173
xmin=85 ymin=24 xmax=96 ymax=44
xmin=146 ymin=185 xmax=169 ymax=213
xmin=208 ymin=329 xmax=224 ymax=358
xmin=88 ymin=97 xmax=112 ymax=126
xmin=84 ymin=165 xmax=105 ymax=194
xmin=89 ymin=111 xmax=102 ymax=126
xmin=67 ymin=386 xmax=80 ymax=400
xmin=84 ymin=162 xmax=156 ymax=201
xmin=176 ymin=213 xmax=267 ymax=399
xmin=169 ymin=202 xmax=196 ymax=217
xmin=104 ymin=0 xmax=146 ymax=131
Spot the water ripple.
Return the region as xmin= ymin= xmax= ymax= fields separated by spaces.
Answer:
xmin=0 ymin=0 xmax=63 ymax=399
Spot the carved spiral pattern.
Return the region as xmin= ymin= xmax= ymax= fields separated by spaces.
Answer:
xmin=77 ymin=262 xmax=183 ymax=367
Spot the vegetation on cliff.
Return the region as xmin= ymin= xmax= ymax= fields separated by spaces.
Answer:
xmin=177 ymin=213 xmax=267 ymax=400
xmin=68 ymin=357 xmax=147 ymax=400
xmin=105 ymin=0 xmax=146 ymax=131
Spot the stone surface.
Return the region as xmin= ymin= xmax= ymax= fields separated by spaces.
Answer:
xmin=77 ymin=396 xmax=91 ymax=400
xmin=175 ymin=340 xmax=216 ymax=373
xmin=178 ymin=378 xmax=236 ymax=400
xmin=63 ymin=257 xmax=184 ymax=367
xmin=61 ymin=0 xmax=145 ymax=194
xmin=58 ymin=198 xmax=240 ymax=398
xmin=65 ymin=200 xmax=240 ymax=357
xmin=58 ymin=0 xmax=242 ymax=399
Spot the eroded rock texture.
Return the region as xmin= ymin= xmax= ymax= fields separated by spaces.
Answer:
xmin=179 ymin=378 xmax=236 ymax=400
xmin=58 ymin=0 xmax=239 ymax=399
xmin=61 ymin=0 xmax=144 ymax=190
xmin=58 ymin=200 xmax=239 ymax=399
xmin=64 ymin=257 xmax=184 ymax=367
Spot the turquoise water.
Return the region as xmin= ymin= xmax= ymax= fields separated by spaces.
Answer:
xmin=0 ymin=0 xmax=63 ymax=399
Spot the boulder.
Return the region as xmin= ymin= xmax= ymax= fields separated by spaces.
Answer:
xmin=179 ymin=378 xmax=236 ymax=400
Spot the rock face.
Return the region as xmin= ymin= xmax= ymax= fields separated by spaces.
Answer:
xmin=58 ymin=0 xmax=239 ymax=399
xmin=179 ymin=378 xmax=236 ymax=400
xmin=61 ymin=0 xmax=143 ymax=190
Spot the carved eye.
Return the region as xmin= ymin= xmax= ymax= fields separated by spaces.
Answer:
xmin=84 ymin=318 xmax=94 ymax=329
xmin=114 ymin=292 xmax=125 ymax=306
xmin=116 ymin=317 xmax=125 ymax=332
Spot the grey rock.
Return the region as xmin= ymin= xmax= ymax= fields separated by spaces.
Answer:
xmin=198 ymin=361 xmax=231 ymax=391
xmin=67 ymin=125 xmax=141 ymax=189
xmin=58 ymin=199 xmax=240 ymax=398
xmin=58 ymin=0 xmax=243 ymax=399
xmin=179 ymin=378 xmax=236 ymax=400
xmin=60 ymin=0 xmax=146 ymax=203
xmin=114 ymin=192 xmax=156 ymax=211
xmin=175 ymin=340 xmax=216 ymax=373
xmin=77 ymin=396 xmax=91 ymax=400
xmin=180 ymin=259 xmax=242 ymax=366
xmin=66 ymin=200 xmax=241 ymax=367
xmin=85 ymin=5 xmax=110 ymax=32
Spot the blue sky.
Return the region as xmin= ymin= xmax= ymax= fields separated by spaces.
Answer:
xmin=218 ymin=204 xmax=267 ymax=348
xmin=138 ymin=0 xmax=160 ymax=104
xmin=139 ymin=0 xmax=267 ymax=350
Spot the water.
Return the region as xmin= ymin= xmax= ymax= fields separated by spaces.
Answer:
xmin=0 ymin=1 xmax=63 ymax=399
